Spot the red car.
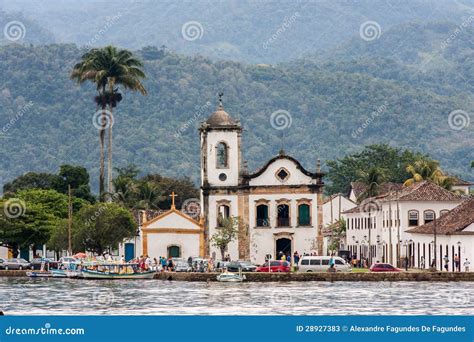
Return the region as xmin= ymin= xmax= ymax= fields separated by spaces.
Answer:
xmin=369 ymin=263 xmax=402 ymax=272
xmin=256 ymin=260 xmax=290 ymax=272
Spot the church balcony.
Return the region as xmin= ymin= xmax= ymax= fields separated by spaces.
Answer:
xmin=277 ymin=217 xmax=290 ymax=227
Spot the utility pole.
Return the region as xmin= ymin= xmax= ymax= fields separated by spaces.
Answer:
xmin=388 ymin=191 xmax=393 ymax=265
xmin=433 ymin=213 xmax=437 ymax=271
xmin=68 ymin=184 xmax=72 ymax=256
xmin=396 ymin=189 xmax=401 ymax=268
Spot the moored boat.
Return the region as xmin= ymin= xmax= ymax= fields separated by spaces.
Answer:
xmin=26 ymin=271 xmax=53 ymax=278
xmin=81 ymin=263 xmax=155 ymax=280
xmin=217 ymin=268 xmax=246 ymax=282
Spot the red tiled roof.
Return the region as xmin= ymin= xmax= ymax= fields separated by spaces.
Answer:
xmin=452 ymin=177 xmax=473 ymax=186
xmin=382 ymin=181 xmax=463 ymax=202
xmin=350 ymin=182 xmax=403 ymax=200
xmin=342 ymin=181 xmax=464 ymax=215
xmin=407 ymin=197 xmax=474 ymax=235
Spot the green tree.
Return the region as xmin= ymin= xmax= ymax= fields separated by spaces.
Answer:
xmin=73 ymin=203 xmax=136 ymax=255
xmin=53 ymin=164 xmax=95 ymax=203
xmin=328 ymin=218 xmax=346 ymax=254
xmin=326 ymin=144 xmax=429 ymax=194
xmin=0 ymin=198 xmax=57 ymax=257
xmin=3 ymin=172 xmax=60 ymax=194
xmin=71 ymin=46 xmax=147 ymax=199
xmin=404 ymin=158 xmax=455 ymax=190
xmin=211 ymin=216 xmax=239 ymax=260
xmin=3 ymin=165 xmax=95 ymax=203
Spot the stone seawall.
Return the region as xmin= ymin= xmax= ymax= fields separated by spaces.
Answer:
xmin=154 ymin=271 xmax=474 ymax=282
xmin=1 ymin=270 xmax=473 ymax=281
xmin=0 ymin=270 xmax=27 ymax=277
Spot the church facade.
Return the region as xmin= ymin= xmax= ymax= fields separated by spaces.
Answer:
xmin=200 ymin=100 xmax=325 ymax=264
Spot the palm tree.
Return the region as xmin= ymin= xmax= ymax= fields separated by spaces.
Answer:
xmin=404 ymin=158 xmax=455 ymax=190
xmin=357 ymin=167 xmax=386 ymax=267
xmin=135 ymin=182 xmax=163 ymax=210
xmin=71 ymin=46 xmax=147 ymax=200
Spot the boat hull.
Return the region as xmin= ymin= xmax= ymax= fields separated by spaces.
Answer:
xmin=217 ymin=274 xmax=246 ymax=282
xmin=26 ymin=271 xmax=53 ymax=278
xmin=82 ymin=270 xmax=156 ymax=279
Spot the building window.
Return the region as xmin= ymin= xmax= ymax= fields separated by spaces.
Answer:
xmin=256 ymin=204 xmax=269 ymax=227
xmin=216 ymin=142 xmax=228 ymax=168
xmin=275 ymin=168 xmax=290 ymax=182
xmin=298 ymin=204 xmax=311 ymax=226
xmin=277 ymin=204 xmax=290 ymax=227
xmin=424 ymin=210 xmax=435 ymax=224
xmin=217 ymin=204 xmax=230 ymax=226
xmin=440 ymin=209 xmax=449 ymax=217
xmin=408 ymin=210 xmax=419 ymax=226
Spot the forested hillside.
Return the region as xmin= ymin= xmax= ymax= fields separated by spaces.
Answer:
xmin=1 ymin=0 xmax=473 ymax=63
xmin=0 ymin=43 xmax=472 ymax=192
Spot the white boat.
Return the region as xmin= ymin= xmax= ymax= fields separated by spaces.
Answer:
xmin=217 ymin=269 xmax=246 ymax=282
xmin=26 ymin=271 xmax=53 ymax=278
xmin=81 ymin=263 xmax=156 ymax=280
xmin=51 ymin=269 xmax=67 ymax=278
xmin=82 ymin=269 xmax=156 ymax=279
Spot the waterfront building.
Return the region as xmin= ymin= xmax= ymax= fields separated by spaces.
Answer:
xmin=343 ymin=181 xmax=466 ymax=269
xmin=407 ymin=197 xmax=474 ymax=271
xmin=139 ymin=193 xmax=205 ymax=260
xmin=199 ymin=99 xmax=324 ymax=263
xmin=322 ymin=193 xmax=356 ymax=254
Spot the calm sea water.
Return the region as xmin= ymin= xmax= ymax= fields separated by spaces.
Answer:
xmin=0 ymin=277 xmax=472 ymax=315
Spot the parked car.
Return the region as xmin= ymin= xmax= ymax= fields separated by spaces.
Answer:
xmin=1 ymin=258 xmax=32 ymax=270
xmin=175 ymin=261 xmax=191 ymax=272
xmin=227 ymin=261 xmax=257 ymax=272
xmin=298 ymin=256 xmax=352 ymax=272
xmin=31 ymin=258 xmax=57 ymax=270
xmin=369 ymin=263 xmax=402 ymax=272
xmin=256 ymin=260 xmax=290 ymax=273
xmin=215 ymin=260 xmax=230 ymax=271
xmin=0 ymin=258 xmax=7 ymax=270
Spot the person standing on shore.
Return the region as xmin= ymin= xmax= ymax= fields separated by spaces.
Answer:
xmin=464 ymin=258 xmax=470 ymax=272
xmin=454 ymin=254 xmax=460 ymax=272
xmin=443 ymin=255 xmax=449 ymax=271
xmin=293 ymin=251 xmax=300 ymax=265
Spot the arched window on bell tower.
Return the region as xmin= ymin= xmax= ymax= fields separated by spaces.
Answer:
xmin=216 ymin=142 xmax=228 ymax=168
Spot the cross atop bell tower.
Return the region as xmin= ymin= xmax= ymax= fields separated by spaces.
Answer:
xmin=169 ymin=192 xmax=178 ymax=209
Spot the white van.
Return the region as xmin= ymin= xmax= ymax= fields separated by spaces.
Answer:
xmin=298 ymin=256 xmax=352 ymax=272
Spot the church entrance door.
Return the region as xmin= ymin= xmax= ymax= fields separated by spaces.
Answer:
xmin=276 ymin=238 xmax=291 ymax=260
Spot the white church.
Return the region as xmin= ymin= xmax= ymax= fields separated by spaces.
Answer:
xmin=134 ymin=98 xmax=325 ymax=264
xmin=199 ymin=99 xmax=325 ymax=264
